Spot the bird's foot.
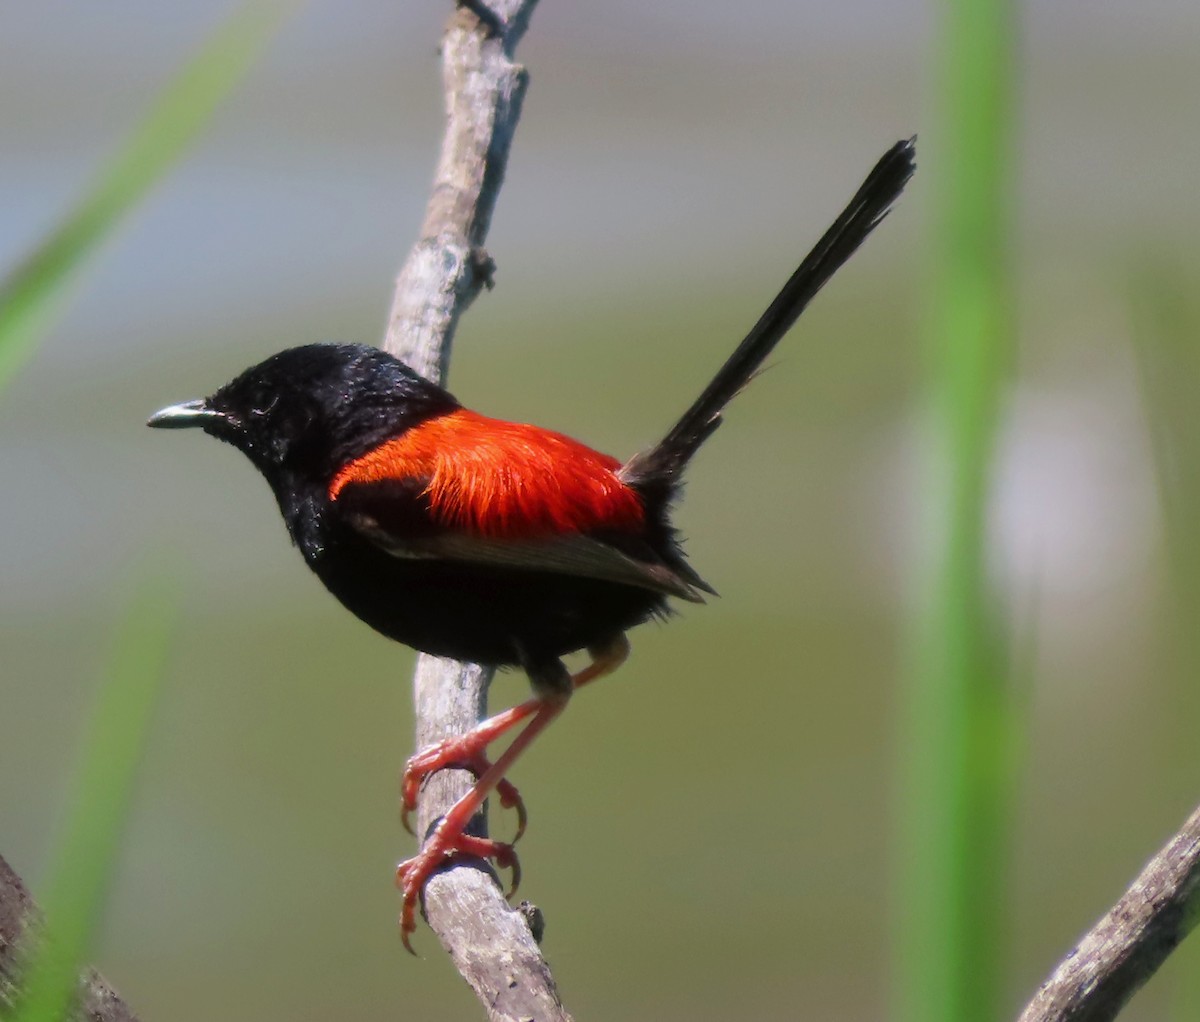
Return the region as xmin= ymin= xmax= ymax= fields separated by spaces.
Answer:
xmin=397 ymin=822 xmax=520 ymax=954
xmin=401 ymin=710 xmax=535 ymax=840
xmin=396 ymin=641 xmax=630 ymax=951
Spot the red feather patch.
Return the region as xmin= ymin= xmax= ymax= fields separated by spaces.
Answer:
xmin=328 ymin=408 xmax=645 ymax=539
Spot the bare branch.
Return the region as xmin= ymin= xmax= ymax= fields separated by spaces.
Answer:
xmin=381 ymin=3 xmax=573 ymax=1019
xmin=383 ymin=0 xmax=533 ymax=380
xmin=1016 ymin=803 xmax=1200 ymax=1022
xmin=0 ymin=854 xmax=140 ymax=1022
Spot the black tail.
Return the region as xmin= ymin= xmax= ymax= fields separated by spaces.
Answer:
xmin=621 ymin=137 xmax=916 ymax=490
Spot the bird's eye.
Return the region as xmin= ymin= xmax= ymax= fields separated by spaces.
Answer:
xmin=250 ymin=395 xmax=280 ymax=419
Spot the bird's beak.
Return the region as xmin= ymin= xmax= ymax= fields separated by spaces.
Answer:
xmin=146 ymin=399 xmax=222 ymax=429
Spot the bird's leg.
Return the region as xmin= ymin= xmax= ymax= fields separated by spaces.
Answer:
xmin=397 ymin=692 xmax=564 ymax=952
xmin=401 ymin=699 xmax=537 ymax=840
xmin=397 ymin=635 xmax=629 ymax=952
xmin=400 ymin=635 xmax=630 ymax=839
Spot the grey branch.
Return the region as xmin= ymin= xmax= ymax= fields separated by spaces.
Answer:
xmin=1016 ymin=802 xmax=1200 ymax=1022
xmin=381 ymin=3 xmax=573 ymax=1020
xmin=0 ymin=853 xmax=139 ymax=1022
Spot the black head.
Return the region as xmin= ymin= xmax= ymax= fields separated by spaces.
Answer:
xmin=148 ymin=343 xmax=459 ymax=482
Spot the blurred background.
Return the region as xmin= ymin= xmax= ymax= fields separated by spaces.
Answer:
xmin=3 ymin=1 xmax=1200 ymax=1020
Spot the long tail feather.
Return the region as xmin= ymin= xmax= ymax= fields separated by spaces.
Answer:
xmin=622 ymin=137 xmax=916 ymax=488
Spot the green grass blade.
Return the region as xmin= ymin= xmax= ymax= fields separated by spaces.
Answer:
xmin=10 ymin=576 xmax=179 ymax=1022
xmin=0 ymin=0 xmax=295 ymax=393
xmin=896 ymin=0 xmax=1018 ymax=1020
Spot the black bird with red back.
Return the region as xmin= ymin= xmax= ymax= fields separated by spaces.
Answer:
xmin=149 ymin=138 xmax=915 ymax=949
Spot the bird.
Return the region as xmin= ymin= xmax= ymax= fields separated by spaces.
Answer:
xmin=148 ymin=137 xmax=915 ymax=950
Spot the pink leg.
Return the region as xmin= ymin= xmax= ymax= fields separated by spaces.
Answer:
xmin=400 ymin=698 xmax=538 ymax=840
xmin=399 ymin=636 xmax=630 ymax=839
xmin=397 ymin=695 xmax=565 ymax=953
xmin=397 ymin=636 xmax=629 ymax=952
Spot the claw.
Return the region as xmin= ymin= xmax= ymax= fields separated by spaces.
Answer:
xmin=400 ymin=899 xmax=420 ymax=956
xmin=396 ymin=827 xmax=521 ymax=953
xmin=502 ymin=846 xmax=521 ymax=898
xmin=496 ymin=778 xmax=528 ymax=843
xmin=456 ymin=833 xmax=521 ymax=898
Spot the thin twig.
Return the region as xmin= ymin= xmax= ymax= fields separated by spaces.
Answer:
xmin=1016 ymin=803 xmax=1200 ymax=1022
xmin=381 ymin=3 xmax=573 ymax=1020
xmin=0 ymin=854 xmax=139 ymax=1022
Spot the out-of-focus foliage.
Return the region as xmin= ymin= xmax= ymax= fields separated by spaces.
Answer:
xmin=0 ymin=1 xmax=291 ymax=391
xmin=897 ymin=2 xmax=1017 ymax=1021
xmin=1 ymin=7 xmax=285 ymax=1019
xmin=2 ymin=3 xmax=1199 ymax=1021
xmin=9 ymin=578 xmax=177 ymax=1022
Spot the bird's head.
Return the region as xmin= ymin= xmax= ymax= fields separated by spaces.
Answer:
xmin=147 ymin=343 xmax=459 ymax=482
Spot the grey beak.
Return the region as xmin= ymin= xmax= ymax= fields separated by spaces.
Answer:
xmin=146 ymin=399 xmax=222 ymax=429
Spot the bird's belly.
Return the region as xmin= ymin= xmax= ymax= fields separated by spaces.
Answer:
xmin=310 ymin=535 xmax=667 ymax=667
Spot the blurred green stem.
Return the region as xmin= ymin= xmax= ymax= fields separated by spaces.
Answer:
xmin=0 ymin=0 xmax=294 ymax=393
xmin=10 ymin=577 xmax=178 ymax=1022
xmin=897 ymin=0 xmax=1017 ymax=1020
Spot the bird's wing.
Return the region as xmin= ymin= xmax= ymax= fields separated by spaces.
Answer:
xmin=327 ymin=409 xmax=708 ymax=601
xmin=341 ymin=505 xmax=706 ymax=601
